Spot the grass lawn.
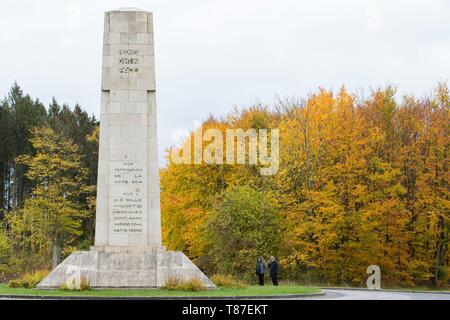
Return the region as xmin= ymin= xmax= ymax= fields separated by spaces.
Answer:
xmin=0 ymin=283 xmax=320 ymax=297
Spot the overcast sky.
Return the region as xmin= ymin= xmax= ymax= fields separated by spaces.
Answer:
xmin=1 ymin=0 xmax=449 ymax=164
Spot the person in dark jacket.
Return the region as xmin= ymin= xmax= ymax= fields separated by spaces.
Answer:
xmin=255 ymin=256 xmax=266 ymax=286
xmin=268 ymin=256 xmax=279 ymax=286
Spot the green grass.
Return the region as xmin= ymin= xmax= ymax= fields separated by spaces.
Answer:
xmin=0 ymin=283 xmax=319 ymax=297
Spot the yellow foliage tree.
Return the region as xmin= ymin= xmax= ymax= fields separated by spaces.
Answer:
xmin=8 ymin=126 xmax=89 ymax=271
xmin=160 ymin=84 xmax=449 ymax=287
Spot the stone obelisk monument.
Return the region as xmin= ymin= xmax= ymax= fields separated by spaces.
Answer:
xmin=38 ymin=8 xmax=215 ymax=289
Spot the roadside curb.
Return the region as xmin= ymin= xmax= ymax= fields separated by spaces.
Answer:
xmin=0 ymin=292 xmax=325 ymax=300
xmin=321 ymin=287 xmax=450 ymax=295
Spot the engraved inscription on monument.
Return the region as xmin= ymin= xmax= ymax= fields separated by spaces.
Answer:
xmin=110 ymin=161 xmax=146 ymax=233
xmin=119 ymin=49 xmax=140 ymax=74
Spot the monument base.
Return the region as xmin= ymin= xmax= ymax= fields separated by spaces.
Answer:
xmin=37 ymin=249 xmax=216 ymax=289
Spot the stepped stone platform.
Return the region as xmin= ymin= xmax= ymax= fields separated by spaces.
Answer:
xmin=38 ymin=248 xmax=215 ymax=289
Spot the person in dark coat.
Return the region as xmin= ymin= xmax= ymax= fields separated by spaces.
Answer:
xmin=268 ymin=256 xmax=279 ymax=286
xmin=255 ymin=256 xmax=266 ymax=286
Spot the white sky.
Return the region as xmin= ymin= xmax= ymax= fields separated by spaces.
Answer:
xmin=0 ymin=0 xmax=449 ymax=164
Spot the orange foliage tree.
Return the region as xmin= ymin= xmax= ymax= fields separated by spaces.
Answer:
xmin=161 ymin=84 xmax=449 ymax=287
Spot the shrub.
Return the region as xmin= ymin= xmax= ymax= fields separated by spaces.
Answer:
xmin=60 ymin=276 xmax=91 ymax=291
xmin=211 ymin=274 xmax=248 ymax=289
xmin=204 ymin=186 xmax=280 ymax=279
xmin=8 ymin=270 xmax=49 ymax=288
xmin=179 ymin=278 xmax=205 ymax=291
xmin=163 ymin=277 xmax=183 ymax=290
xmin=163 ymin=277 xmax=206 ymax=291
xmin=7 ymin=279 xmax=21 ymax=288
xmin=80 ymin=277 xmax=91 ymax=290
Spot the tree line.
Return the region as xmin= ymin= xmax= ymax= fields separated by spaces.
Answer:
xmin=162 ymin=84 xmax=449 ymax=287
xmin=0 ymin=83 xmax=98 ymax=276
xmin=0 ymin=82 xmax=448 ymax=288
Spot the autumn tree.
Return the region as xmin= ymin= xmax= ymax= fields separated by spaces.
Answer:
xmin=8 ymin=126 xmax=90 ymax=270
xmin=161 ymin=83 xmax=448 ymax=288
xmin=205 ymin=186 xmax=280 ymax=280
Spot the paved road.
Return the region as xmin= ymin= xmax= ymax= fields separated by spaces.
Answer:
xmin=306 ymin=289 xmax=450 ymax=300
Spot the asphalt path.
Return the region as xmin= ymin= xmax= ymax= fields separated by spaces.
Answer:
xmin=305 ymin=289 xmax=450 ymax=300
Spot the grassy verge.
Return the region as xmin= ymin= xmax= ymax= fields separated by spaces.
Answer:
xmin=0 ymin=283 xmax=320 ymax=297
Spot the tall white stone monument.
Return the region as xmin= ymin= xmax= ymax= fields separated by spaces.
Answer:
xmin=38 ymin=8 xmax=215 ymax=289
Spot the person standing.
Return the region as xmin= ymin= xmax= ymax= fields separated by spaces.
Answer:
xmin=268 ymin=256 xmax=279 ymax=286
xmin=255 ymin=256 xmax=266 ymax=286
